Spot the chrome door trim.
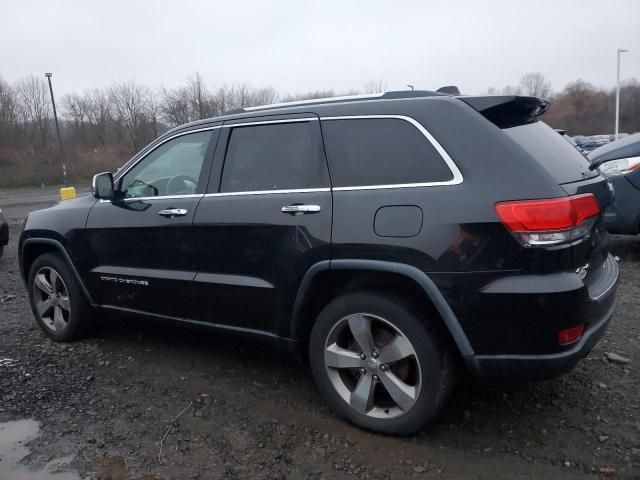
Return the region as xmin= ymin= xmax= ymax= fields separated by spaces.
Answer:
xmin=204 ymin=187 xmax=330 ymax=198
xmin=99 ymin=194 xmax=204 ymax=204
xmin=320 ymin=114 xmax=464 ymax=190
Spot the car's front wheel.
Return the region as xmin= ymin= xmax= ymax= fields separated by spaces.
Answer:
xmin=309 ymin=291 xmax=455 ymax=435
xmin=28 ymin=252 xmax=95 ymax=341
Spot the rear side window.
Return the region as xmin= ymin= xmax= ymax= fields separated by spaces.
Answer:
xmin=321 ymin=118 xmax=453 ymax=188
xmin=503 ymin=121 xmax=597 ymax=183
xmin=220 ymin=121 xmax=328 ymax=192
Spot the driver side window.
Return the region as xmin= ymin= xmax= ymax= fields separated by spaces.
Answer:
xmin=120 ymin=130 xmax=214 ymax=198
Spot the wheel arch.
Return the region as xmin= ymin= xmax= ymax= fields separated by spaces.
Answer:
xmin=290 ymin=259 xmax=475 ymax=359
xmin=21 ymin=238 xmax=95 ymax=305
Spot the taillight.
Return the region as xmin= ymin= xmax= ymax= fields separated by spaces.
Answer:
xmin=495 ymin=194 xmax=600 ymax=247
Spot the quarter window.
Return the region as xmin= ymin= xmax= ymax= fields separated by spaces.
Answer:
xmin=121 ymin=130 xmax=215 ymax=198
xmin=321 ymin=118 xmax=453 ymax=187
xmin=220 ymin=122 xmax=328 ymax=192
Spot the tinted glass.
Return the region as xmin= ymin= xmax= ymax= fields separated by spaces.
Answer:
xmin=221 ymin=122 xmax=327 ymax=192
xmin=504 ymin=121 xmax=597 ymax=183
xmin=122 ymin=130 xmax=214 ymax=198
xmin=321 ymin=118 xmax=453 ymax=187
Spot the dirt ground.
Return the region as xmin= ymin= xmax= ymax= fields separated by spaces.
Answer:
xmin=0 ymin=193 xmax=638 ymax=480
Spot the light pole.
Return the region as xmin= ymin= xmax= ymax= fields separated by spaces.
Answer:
xmin=615 ymin=48 xmax=628 ymax=140
xmin=45 ymin=72 xmax=67 ymax=186
xmin=407 ymin=84 xmax=414 ymax=91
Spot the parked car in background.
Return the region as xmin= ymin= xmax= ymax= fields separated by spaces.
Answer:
xmin=19 ymin=91 xmax=618 ymax=434
xmin=589 ymin=132 xmax=640 ymax=235
xmin=574 ymin=136 xmax=609 ymax=153
xmin=555 ymin=129 xmax=581 ymax=150
xmin=0 ymin=209 xmax=8 ymax=258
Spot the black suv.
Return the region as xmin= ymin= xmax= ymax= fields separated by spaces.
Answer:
xmin=19 ymin=91 xmax=619 ymax=434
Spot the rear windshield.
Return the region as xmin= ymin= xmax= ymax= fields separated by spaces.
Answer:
xmin=503 ymin=121 xmax=597 ymax=184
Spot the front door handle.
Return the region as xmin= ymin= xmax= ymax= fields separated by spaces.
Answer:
xmin=281 ymin=204 xmax=321 ymax=215
xmin=158 ymin=208 xmax=188 ymax=217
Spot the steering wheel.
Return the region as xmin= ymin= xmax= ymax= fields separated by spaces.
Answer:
xmin=166 ymin=175 xmax=198 ymax=195
xmin=129 ymin=179 xmax=158 ymax=197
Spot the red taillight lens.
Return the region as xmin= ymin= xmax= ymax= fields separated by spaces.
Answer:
xmin=495 ymin=194 xmax=600 ymax=247
xmin=558 ymin=324 xmax=584 ymax=346
xmin=495 ymin=194 xmax=600 ymax=232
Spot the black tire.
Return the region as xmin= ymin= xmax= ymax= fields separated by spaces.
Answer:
xmin=0 ymin=246 xmax=4 ymax=258
xmin=309 ymin=291 xmax=455 ymax=435
xmin=28 ymin=252 xmax=96 ymax=341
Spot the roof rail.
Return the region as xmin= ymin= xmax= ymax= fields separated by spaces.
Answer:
xmin=229 ymin=90 xmax=445 ymax=114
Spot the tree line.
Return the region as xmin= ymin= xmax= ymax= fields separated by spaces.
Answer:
xmin=0 ymin=71 xmax=638 ymax=187
xmin=491 ymin=72 xmax=640 ymax=136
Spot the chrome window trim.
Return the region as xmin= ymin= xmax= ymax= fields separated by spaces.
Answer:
xmin=204 ymin=188 xmax=330 ymax=198
xmin=113 ymin=125 xmax=222 ymax=184
xmin=320 ymin=115 xmax=464 ymax=190
xmin=222 ymin=117 xmax=318 ymax=128
xmin=102 ymin=115 xmax=463 ymax=202
xmin=99 ymin=194 xmax=204 ymax=203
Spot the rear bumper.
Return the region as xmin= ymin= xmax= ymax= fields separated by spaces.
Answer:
xmin=465 ymin=254 xmax=619 ymax=383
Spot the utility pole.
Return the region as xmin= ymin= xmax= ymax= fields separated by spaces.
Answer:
xmin=615 ymin=49 xmax=628 ymax=140
xmin=45 ymin=72 xmax=67 ymax=186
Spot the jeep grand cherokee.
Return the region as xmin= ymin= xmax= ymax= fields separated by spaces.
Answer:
xmin=19 ymin=90 xmax=619 ymax=434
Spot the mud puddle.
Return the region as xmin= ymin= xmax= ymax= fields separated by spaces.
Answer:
xmin=0 ymin=419 xmax=80 ymax=480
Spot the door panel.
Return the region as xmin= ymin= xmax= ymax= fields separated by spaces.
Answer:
xmin=190 ymin=191 xmax=331 ymax=333
xmin=85 ymin=196 xmax=201 ymax=316
xmin=190 ymin=115 xmax=332 ymax=335
xmin=85 ymin=127 xmax=219 ymax=317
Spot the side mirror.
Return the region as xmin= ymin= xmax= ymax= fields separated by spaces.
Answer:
xmin=92 ymin=172 xmax=115 ymax=200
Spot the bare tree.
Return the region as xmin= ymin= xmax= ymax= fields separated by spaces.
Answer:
xmin=16 ymin=75 xmax=51 ymax=147
xmin=520 ymin=72 xmax=552 ymax=98
xmin=228 ymin=83 xmax=252 ymax=109
xmin=63 ymin=92 xmax=90 ymax=145
xmin=160 ymin=85 xmax=191 ymax=127
xmin=186 ymin=72 xmax=214 ymax=119
xmin=0 ymin=75 xmax=20 ymax=145
xmin=161 ymin=73 xmax=218 ymax=125
xmin=280 ymin=89 xmax=335 ymax=103
xmin=543 ymin=80 xmax=609 ymax=134
xmin=618 ymin=79 xmax=640 ymax=134
xmin=250 ymin=86 xmax=278 ymax=107
xmin=501 ymin=85 xmax=522 ymax=95
xmin=110 ymin=80 xmax=149 ymax=151
xmin=145 ymin=88 xmax=162 ymax=139
xmin=363 ymin=78 xmax=387 ymax=94
xmin=86 ymin=88 xmax=112 ymax=148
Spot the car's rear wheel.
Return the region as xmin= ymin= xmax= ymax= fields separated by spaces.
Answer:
xmin=28 ymin=252 xmax=95 ymax=341
xmin=309 ymin=291 xmax=455 ymax=435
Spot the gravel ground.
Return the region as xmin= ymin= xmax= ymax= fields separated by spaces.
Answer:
xmin=0 ymin=195 xmax=638 ymax=480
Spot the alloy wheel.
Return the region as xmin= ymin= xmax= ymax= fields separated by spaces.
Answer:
xmin=32 ymin=266 xmax=71 ymax=333
xmin=323 ymin=313 xmax=421 ymax=419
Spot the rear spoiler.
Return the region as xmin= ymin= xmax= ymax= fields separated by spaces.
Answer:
xmin=459 ymin=95 xmax=550 ymax=129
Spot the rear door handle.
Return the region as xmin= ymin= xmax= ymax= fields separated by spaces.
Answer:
xmin=158 ymin=208 xmax=188 ymax=217
xmin=281 ymin=204 xmax=321 ymax=215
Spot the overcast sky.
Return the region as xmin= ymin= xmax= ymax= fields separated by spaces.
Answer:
xmin=1 ymin=0 xmax=638 ymax=97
